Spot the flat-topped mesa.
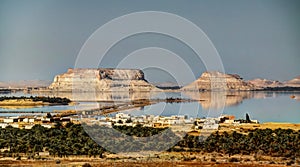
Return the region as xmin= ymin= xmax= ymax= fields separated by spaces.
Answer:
xmin=49 ymin=68 xmax=158 ymax=92
xmin=182 ymin=71 xmax=256 ymax=91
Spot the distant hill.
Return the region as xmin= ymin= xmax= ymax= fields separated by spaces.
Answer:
xmin=0 ymin=80 xmax=51 ymax=89
xmin=182 ymin=71 xmax=256 ymax=91
xmin=284 ymin=76 xmax=300 ymax=87
xmin=248 ymin=76 xmax=300 ymax=88
xmin=247 ymin=79 xmax=285 ymax=88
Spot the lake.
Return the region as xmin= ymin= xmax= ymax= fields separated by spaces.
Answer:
xmin=0 ymin=91 xmax=299 ymax=123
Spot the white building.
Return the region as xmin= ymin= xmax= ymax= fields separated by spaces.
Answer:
xmin=24 ymin=124 xmax=35 ymax=129
xmin=0 ymin=123 xmax=8 ymax=128
xmin=3 ymin=117 xmax=18 ymax=123
xmin=202 ymin=119 xmax=219 ymax=130
xmin=41 ymin=124 xmax=52 ymax=128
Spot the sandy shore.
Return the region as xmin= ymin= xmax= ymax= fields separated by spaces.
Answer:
xmin=0 ymin=99 xmax=73 ymax=109
xmin=0 ymin=152 xmax=295 ymax=167
xmin=219 ymin=122 xmax=300 ymax=133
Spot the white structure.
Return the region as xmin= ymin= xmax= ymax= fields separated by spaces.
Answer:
xmin=24 ymin=124 xmax=35 ymax=129
xmin=203 ymin=118 xmax=219 ymax=130
xmin=11 ymin=123 xmax=19 ymax=128
xmin=0 ymin=123 xmax=8 ymax=128
xmin=41 ymin=124 xmax=52 ymax=128
xmin=23 ymin=118 xmax=35 ymax=123
xmin=3 ymin=117 xmax=18 ymax=123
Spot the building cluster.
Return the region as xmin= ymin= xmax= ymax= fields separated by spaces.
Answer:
xmin=0 ymin=115 xmax=73 ymax=129
xmin=82 ymin=113 xmax=236 ymax=130
xmin=83 ymin=113 xmax=194 ymax=128
xmin=0 ymin=112 xmax=258 ymax=130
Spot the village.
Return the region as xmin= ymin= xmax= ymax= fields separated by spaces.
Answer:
xmin=0 ymin=111 xmax=259 ymax=132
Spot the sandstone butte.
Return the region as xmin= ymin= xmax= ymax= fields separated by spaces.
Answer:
xmin=182 ymin=71 xmax=257 ymax=91
xmin=48 ymin=69 xmax=263 ymax=92
xmin=48 ymin=68 xmax=159 ymax=92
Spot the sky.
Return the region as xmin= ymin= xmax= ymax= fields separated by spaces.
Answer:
xmin=0 ymin=0 xmax=300 ymax=85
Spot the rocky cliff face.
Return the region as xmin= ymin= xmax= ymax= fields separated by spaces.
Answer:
xmin=49 ymin=68 xmax=158 ymax=92
xmin=182 ymin=71 xmax=256 ymax=91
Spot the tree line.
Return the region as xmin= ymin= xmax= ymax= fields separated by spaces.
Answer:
xmin=0 ymin=96 xmax=71 ymax=105
xmin=173 ymin=128 xmax=300 ymax=158
xmin=0 ymin=123 xmax=103 ymax=159
xmin=0 ymin=124 xmax=299 ymax=158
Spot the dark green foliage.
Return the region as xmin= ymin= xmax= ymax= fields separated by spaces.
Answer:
xmin=229 ymin=157 xmax=239 ymax=162
xmin=0 ymin=96 xmax=71 ymax=105
xmin=113 ymin=125 xmax=166 ymax=137
xmin=1 ymin=124 xmax=300 ymax=158
xmin=174 ymin=128 xmax=300 ymax=157
xmin=82 ymin=163 xmax=92 ymax=167
xmin=86 ymin=125 xmax=179 ymax=153
xmin=0 ymin=123 xmax=104 ymax=158
xmin=246 ymin=113 xmax=251 ymax=123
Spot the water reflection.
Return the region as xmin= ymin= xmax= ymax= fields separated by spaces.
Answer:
xmin=33 ymin=91 xmax=159 ymax=102
xmin=1 ymin=91 xmax=299 ymax=123
xmin=1 ymin=91 xmax=299 ymax=108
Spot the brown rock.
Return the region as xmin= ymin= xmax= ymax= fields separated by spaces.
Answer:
xmin=182 ymin=71 xmax=256 ymax=91
xmin=49 ymin=68 xmax=158 ymax=92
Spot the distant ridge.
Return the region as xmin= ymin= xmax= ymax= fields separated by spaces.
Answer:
xmin=0 ymin=80 xmax=51 ymax=89
xmin=247 ymin=79 xmax=285 ymax=88
xmin=248 ymin=75 xmax=300 ymax=89
xmin=285 ymin=76 xmax=300 ymax=87
xmin=3 ymin=69 xmax=299 ymax=92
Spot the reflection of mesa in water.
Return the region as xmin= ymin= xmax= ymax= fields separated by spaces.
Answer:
xmin=29 ymin=68 xmax=300 ymax=106
xmin=183 ymin=91 xmax=255 ymax=110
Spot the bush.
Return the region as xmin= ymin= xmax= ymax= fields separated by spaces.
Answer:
xmin=229 ymin=157 xmax=239 ymax=162
xmin=82 ymin=163 xmax=92 ymax=167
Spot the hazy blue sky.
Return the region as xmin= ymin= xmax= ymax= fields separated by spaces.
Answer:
xmin=0 ymin=0 xmax=299 ymax=84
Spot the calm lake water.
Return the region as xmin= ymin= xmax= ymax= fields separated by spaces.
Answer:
xmin=0 ymin=91 xmax=299 ymax=123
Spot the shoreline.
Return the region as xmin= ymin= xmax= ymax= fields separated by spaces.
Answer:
xmin=0 ymin=151 xmax=297 ymax=167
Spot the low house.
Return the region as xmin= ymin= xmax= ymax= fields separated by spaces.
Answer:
xmin=11 ymin=123 xmax=19 ymax=128
xmin=24 ymin=124 xmax=35 ymax=129
xmin=41 ymin=124 xmax=52 ymax=128
xmin=0 ymin=123 xmax=8 ymax=128
xmin=3 ymin=117 xmax=19 ymax=123
xmin=98 ymin=121 xmax=112 ymax=127
xmin=224 ymin=119 xmax=234 ymax=124
xmin=202 ymin=119 xmax=219 ymax=130
xmin=23 ymin=117 xmax=35 ymax=123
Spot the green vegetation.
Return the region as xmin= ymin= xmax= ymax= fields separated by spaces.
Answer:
xmin=112 ymin=125 xmax=167 ymax=137
xmin=0 ymin=123 xmax=104 ymax=158
xmin=85 ymin=124 xmax=178 ymax=152
xmin=174 ymin=128 xmax=300 ymax=158
xmin=0 ymin=96 xmax=71 ymax=105
xmin=1 ymin=124 xmax=300 ymax=159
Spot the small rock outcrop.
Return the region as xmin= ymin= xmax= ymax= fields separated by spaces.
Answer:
xmin=182 ymin=71 xmax=256 ymax=91
xmin=285 ymin=76 xmax=300 ymax=87
xmin=247 ymin=79 xmax=285 ymax=88
xmin=49 ymin=68 xmax=158 ymax=92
